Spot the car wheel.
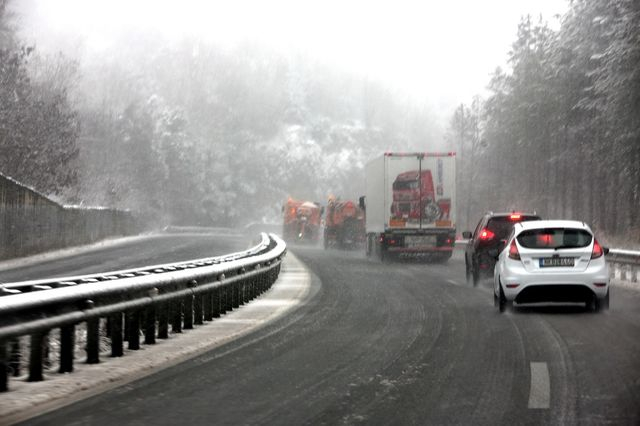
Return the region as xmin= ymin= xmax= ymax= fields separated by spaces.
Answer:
xmin=498 ymin=284 xmax=508 ymax=313
xmin=593 ymin=291 xmax=610 ymax=312
xmin=472 ymin=263 xmax=480 ymax=287
xmin=601 ymin=290 xmax=610 ymax=310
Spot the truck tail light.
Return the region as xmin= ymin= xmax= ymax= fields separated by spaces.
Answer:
xmin=508 ymin=240 xmax=520 ymax=260
xmin=591 ymin=240 xmax=603 ymax=259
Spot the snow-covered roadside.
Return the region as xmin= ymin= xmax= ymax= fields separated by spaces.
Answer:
xmin=0 ymin=253 xmax=313 ymax=425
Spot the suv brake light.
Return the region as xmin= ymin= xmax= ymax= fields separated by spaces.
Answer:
xmin=591 ymin=239 xmax=603 ymax=259
xmin=508 ymin=240 xmax=520 ymax=260
xmin=510 ymin=214 xmax=521 ymax=220
xmin=479 ymin=229 xmax=495 ymax=240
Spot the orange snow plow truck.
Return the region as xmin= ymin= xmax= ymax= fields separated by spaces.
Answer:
xmin=282 ymin=198 xmax=322 ymax=243
xmin=323 ymin=197 xmax=366 ymax=249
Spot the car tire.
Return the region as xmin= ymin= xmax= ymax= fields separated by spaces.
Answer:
xmin=593 ymin=291 xmax=610 ymax=312
xmin=498 ymin=283 xmax=508 ymax=313
xmin=472 ymin=263 xmax=480 ymax=287
xmin=601 ymin=290 xmax=610 ymax=310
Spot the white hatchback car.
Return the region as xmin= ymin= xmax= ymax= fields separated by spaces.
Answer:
xmin=493 ymin=220 xmax=610 ymax=312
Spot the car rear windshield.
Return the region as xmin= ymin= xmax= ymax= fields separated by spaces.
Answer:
xmin=487 ymin=216 xmax=540 ymax=240
xmin=517 ymin=228 xmax=592 ymax=249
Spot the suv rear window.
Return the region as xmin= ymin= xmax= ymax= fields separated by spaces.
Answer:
xmin=517 ymin=228 xmax=592 ymax=249
xmin=486 ymin=216 xmax=540 ymax=240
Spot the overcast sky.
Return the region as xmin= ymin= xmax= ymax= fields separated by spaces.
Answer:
xmin=14 ymin=0 xmax=568 ymax=115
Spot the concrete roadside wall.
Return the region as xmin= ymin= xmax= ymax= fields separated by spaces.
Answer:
xmin=0 ymin=173 xmax=139 ymax=260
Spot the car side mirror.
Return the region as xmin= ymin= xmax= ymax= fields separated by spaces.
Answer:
xmin=462 ymin=231 xmax=472 ymax=239
xmin=603 ymin=247 xmax=610 ymax=255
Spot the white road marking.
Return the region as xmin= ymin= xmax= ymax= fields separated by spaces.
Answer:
xmin=528 ymin=362 xmax=551 ymax=409
xmin=447 ymin=279 xmax=459 ymax=285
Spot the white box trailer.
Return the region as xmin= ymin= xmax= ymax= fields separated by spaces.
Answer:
xmin=362 ymin=152 xmax=456 ymax=261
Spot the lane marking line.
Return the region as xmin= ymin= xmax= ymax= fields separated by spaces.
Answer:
xmin=528 ymin=362 xmax=550 ymax=409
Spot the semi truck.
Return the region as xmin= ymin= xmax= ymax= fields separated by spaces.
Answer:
xmin=282 ymin=198 xmax=322 ymax=243
xmin=362 ymin=152 xmax=456 ymax=261
xmin=323 ymin=197 xmax=366 ymax=249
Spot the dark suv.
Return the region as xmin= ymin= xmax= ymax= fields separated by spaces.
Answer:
xmin=463 ymin=212 xmax=541 ymax=286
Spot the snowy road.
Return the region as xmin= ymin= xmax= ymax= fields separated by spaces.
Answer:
xmin=12 ymin=243 xmax=640 ymax=425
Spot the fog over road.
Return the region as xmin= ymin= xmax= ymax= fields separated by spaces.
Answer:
xmin=18 ymin=243 xmax=640 ymax=425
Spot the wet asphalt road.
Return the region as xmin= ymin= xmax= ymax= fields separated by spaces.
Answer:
xmin=18 ymin=243 xmax=640 ymax=425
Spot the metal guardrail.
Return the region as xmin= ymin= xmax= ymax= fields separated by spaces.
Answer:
xmin=0 ymin=233 xmax=286 ymax=392
xmin=607 ymin=248 xmax=640 ymax=283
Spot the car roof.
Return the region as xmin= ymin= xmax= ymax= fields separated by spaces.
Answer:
xmin=515 ymin=219 xmax=591 ymax=232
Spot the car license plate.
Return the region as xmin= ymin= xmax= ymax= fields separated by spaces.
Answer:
xmin=404 ymin=235 xmax=436 ymax=247
xmin=539 ymin=257 xmax=574 ymax=267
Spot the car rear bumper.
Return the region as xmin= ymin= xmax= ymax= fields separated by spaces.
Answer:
xmin=500 ymin=262 xmax=609 ymax=302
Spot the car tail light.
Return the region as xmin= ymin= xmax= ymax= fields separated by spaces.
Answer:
xmin=506 ymin=284 xmax=520 ymax=289
xmin=379 ymin=233 xmax=385 ymax=243
xmin=508 ymin=240 xmax=520 ymax=260
xmin=479 ymin=229 xmax=495 ymax=240
xmin=591 ymin=239 xmax=603 ymax=259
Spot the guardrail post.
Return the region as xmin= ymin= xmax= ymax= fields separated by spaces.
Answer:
xmin=212 ymin=288 xmax=221 ymax=318
xmin=145 ymin=291 xmax=157 ymax=345
xmin=184 ymin=280 xmax=197 ymax=329
xmin=225 ymin=284 xmax=233 ymax=312
xmin=59 ymin=324 xmax=75 ymax=373
xmin=203 ymin=290 xmax=212 ymax=321
xmin=86 ymin=317 xmax=100 ymax=364
xmin=242 ymin=275 xmax=250 ymax=304
xmin=258 ymin=270 xmax=266 ymax=294
xmin=0 ymin=340 xmax=8 ymax=392
xmin=128 ymin=310 xmax=141 ymax=350
xmin=631 ymin=265 xmax=638 ymax=283
xmin=194 ymin=289 xmax=203 ymax=326
xmin=232 ymin=280 xmax=240 ymax=309
xmin=184 ymin=297 xmax=194 ymax=330
xmin=28 ymin=331 xmax=47 ymax=382
xmin=158 ymin=302 xmax=169 ymax=339
xmin=110 ymin=313 xmax=124 ymax=357
xmin=172 ymin=298 xmax=183 ymax=334
xmin=10 ymin=338 xmax=21 ymax=377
